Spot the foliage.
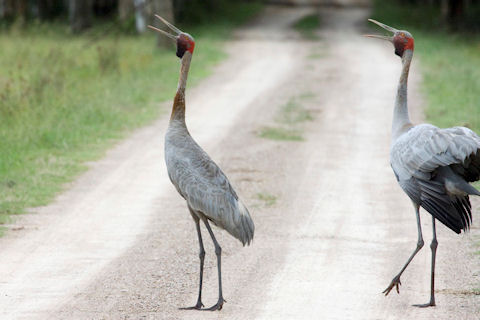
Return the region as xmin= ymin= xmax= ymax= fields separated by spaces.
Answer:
xmin=371 ymin=0 xmax=480 ymax=32
xmin=175 ymin=0 xmax=262 ymax=26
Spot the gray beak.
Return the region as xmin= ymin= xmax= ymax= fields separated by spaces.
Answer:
xmin=363 ymin=19 xmax=398 ymax=42
xmin=148 ymin=15 xmax=182 ymax=40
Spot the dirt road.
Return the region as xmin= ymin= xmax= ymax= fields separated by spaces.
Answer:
xmin=1 ymin=5 xmax=479 ymax=320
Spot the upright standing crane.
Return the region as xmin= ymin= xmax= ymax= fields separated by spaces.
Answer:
xmin=366 ymin=19 xmax=480 ymax=307
xmin=148 ymin=16 xmax=254 ymax=311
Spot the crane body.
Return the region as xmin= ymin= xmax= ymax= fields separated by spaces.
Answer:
xmin=367 ymin=19 xmax=480 ymax=307
xmin=149 ymin=16 xmax=254 ymax=311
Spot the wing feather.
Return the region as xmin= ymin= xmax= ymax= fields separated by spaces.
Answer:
xmin=391 ymin=124 xmax=480 ymax=181
xmin=391 ymin=124 xmax=479 ymax=233
xmin=165 ymin=135 xmax=254 ymax=245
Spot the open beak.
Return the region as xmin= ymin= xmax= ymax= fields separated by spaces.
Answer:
xmin=148 ymin=15 xmax=182 ymax=40
xmin=363 ymin=19 xmax=397 ymax=42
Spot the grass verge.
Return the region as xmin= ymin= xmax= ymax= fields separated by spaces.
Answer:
xmin=0 ymin=2 xmax=262 ymax=233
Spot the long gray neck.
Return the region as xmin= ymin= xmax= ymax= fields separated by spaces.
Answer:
xmin=177 ymin=52 xmax=192 ymax=92
xmin=392 ymin=49 xmax=413 ymax=141
xmin=169 ymin=52 xmax=192 ymax=126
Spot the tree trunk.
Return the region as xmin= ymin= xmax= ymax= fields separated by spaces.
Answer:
xmin=38 ymin=0 xmax=61 ymax=20
xmin=118 ymin=0 xmax=134 ymax=21
xmin=150 ymin=0 xmax=175 ymax=48
xmin=38 ymin=0 xmax=49 ymax=19
xmin=69 ymin=0 xmax=93 ymax=33
xmin=133 ymin=0 xmax=147 ymax=33
xmin=0 ymin=0 xmax=6 ymax=18
xmin=0 ymin=0 xmax=15 ymax=19
xmin=442 ymin=0 xmax=465 ymax=27
xmin=15 ymin=0 xmax=28 ymax=21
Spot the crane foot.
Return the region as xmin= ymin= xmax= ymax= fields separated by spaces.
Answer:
xmin=383 ymin=275 xmax=401 ymax=296
xmin=413 ymin=301 xmax=436 ymax=308
xmin=201 ymin=298 xmax=225 ymax=311
xmin=179 ymin=301 xmax=204 ymax=310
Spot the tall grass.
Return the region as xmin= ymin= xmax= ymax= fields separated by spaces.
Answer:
xmin=0 ymin=2 xmax=262 ymax=229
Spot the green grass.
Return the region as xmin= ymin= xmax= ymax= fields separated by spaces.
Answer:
xmin=278 ymin=98 xmax=314 ymax=124
xmin=293 ymin=13 xmax=321 ymax=39
xmin=258 ymin=127 xmax=304 ymax=141
xmin=258 ymin=96 xmax=314 ymax=142
xmin=0 ymin=3 xmax=262 ymax=228
xmin=256 ymin=192 xmax=277 ymax=207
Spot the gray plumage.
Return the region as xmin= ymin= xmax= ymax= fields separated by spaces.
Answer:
xmin=367 ymin=19 xmax=480 ymax=306
xmin=391 ymin=124 xmax=480 ymax=233
xmin=165 ymin=121 xmax=254 ymax=245
xmin=151 ymin=16 xmax=253 ymax=310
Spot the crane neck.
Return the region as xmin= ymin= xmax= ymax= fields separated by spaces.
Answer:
xmin=170 ymin=52 xmax=192 ymax=125
xmin=392 ymin=49 xmax=413 ymax=141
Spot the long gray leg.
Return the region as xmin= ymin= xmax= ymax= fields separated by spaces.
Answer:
xmin=384 ymin=204 xmax=424 ymax=295
xmin=180 ymin=212 xmax=205 ymax=310
xmin=202 ymin=219 xmax=225 ymax=311
xmin=414 ymin=217 xmax=437 ymax=307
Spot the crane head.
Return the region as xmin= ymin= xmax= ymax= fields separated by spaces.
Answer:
xmin=148 ymin=15 xmax=195 ymax=58
xmin=364 ymin=19 xmax=414 ymax=58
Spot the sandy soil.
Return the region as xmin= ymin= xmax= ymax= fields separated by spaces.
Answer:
xmin=0 ymin=4 xmax=479 ymax=320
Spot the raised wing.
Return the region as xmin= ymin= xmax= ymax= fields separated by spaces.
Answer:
xmin=391 ymin=124 xmax=480 ymax=182
xmin=391 ymin=124 xmax=480 ymax=233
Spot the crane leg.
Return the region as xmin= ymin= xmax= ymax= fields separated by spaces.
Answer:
xmin=202 ymin=219 xmax=225 ymax=311
xmin=413 ymin=217 xmax=437 ymax=308
xmin=383 ymin=204 xmax=424 ymax=296
xmin=180 ymin=213 xmax=205 ymax=310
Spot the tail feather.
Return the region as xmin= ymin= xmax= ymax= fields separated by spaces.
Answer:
xmin=454 ymin=178 xmax=480 ymax=196
xmin=454 ymin=149 xmax=480 ymax=182
xmin=418 ymin=177 xmax=472 ymax=234
xmin=227 ymin=200 xmax=254 ymax=246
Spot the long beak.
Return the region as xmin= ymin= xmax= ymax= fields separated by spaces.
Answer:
xmin=363 ymin=19 xmax=397 ymax=42
xmin=368 ymin=19 xmax=398 ymax=33
xmin=148 ymin=15 xmax=182 ymax=40
xmin=363 ymin=34 xmax=393 ymax=42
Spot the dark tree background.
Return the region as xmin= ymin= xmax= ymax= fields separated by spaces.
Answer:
xmin=396 ymin=0 xmax=480 ymax=27
xmin=1 ymin=1 xmax=477 ymax=34
xmin=0 ymin=0 xmax=175 ymax=34
xmin=0 ymin=0 xmax=253 ymax=31
xmin=0 ymin=0 xmax=258 ymax=48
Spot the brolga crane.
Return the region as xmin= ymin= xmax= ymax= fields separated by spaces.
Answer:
xmin=148 ymin=16 xmax=254 ymax=311
xmin=366 ymin=19 xmax=480 ymax=307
